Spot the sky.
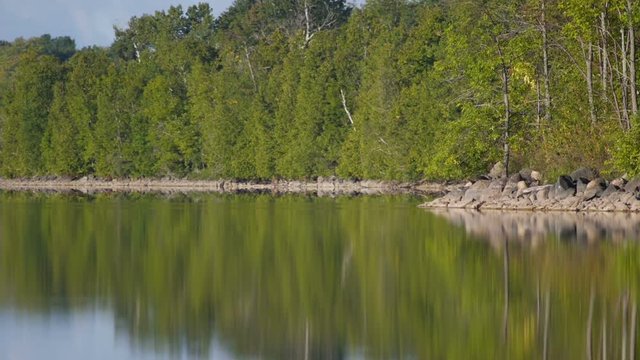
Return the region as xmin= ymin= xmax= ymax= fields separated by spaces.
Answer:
xmin=0 ymin=0 xmax=237 ymax=48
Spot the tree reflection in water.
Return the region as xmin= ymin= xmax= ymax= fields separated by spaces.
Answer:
xmin=0 ymin=193 xmax=639 ymax=359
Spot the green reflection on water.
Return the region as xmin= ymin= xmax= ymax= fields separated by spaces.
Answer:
xmin=0 ymin=192 xmax=639 ymax=359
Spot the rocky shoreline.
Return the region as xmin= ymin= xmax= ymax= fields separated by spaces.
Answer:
xmin=0 ymin=177 xmax=446 ymax=195
xmin=420 ymin=164 xmax=640 ymax=212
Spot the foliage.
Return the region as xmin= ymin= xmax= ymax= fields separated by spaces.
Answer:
xmin=1 ymin=0 xmax=640 ymax=180
xmin=612 ymin=115 xmax=640 ymax=177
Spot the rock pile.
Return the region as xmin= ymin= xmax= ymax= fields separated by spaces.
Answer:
xmin=421 ymin=163 xmax=640 ymax=212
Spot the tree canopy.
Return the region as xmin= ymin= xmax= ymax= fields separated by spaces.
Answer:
xmin=1 ymin=0 xmax=640 ymax=180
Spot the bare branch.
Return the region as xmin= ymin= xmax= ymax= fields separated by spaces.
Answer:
xmin=340 ymin=89 xmax=355 ymax=130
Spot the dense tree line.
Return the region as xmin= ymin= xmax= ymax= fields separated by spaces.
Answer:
xmin=1 ymin=0 xmax=640 ymax=181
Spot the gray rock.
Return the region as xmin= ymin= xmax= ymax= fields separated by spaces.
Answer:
xmin=531 ymin=170 xmax=542 ymax=182
xmin=586 ymin=178 xmax=606 ymax=190
xmin=462 ymin=180 xmax=490 ymax=202
xmin=489 ymin=178 xmax=507 ymax=189
xmin=583 ymin=179 xmax=606 ymax=201
xmin=509 ymin=173 xmax=523 ymax=183
xmin=489 ymin=162 xmax=506 ymax=179
xmin=554 ymin=175 xmax=576 ymax=200
xmin=517 ymin=181 xmax=528 ymax=191
xmin=536 ymin=185 xmax=553 ymax=200
xmin=515 ymin=181 xmax=529 ymax=198
xmin=519 ymin=168 xmax=534 ymax=184
xmin=611 ymin=178 xmax=627 ymax=188
xmin=442 ymin=189 xmax=465 ymax=204
xmin=555 ymin=188 xmax=576 ymax=200
xmin=570 ymin=167 xmax=598 ymax=183
xmin=624 ymin=178 xmax=640 ymax=193
xmin=576 ymin=178 xmax=589 ymax=195
xmin=556 ymin=175 xmax=576 ymax=190
xmin=483 ymin=179 xmax=506 ymax=201
xmin=600 ymin=184 xmax=621 ymax=198
xmin=502 ymin=182 xmax=518 ymax=198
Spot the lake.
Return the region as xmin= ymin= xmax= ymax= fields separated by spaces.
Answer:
xmin=1 ymin=192 xmax=639 ymax=359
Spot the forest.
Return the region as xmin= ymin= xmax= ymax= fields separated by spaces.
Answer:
xmin=0 ymin=0 xmax=639 ymax=181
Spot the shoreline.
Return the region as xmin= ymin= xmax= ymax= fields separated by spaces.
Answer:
xmin=420 ymin=166 xmax=640 ymax=213
xmin=0 ymin=177 xmax=448 ymax=195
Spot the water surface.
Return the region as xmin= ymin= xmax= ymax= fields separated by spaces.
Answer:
xmin=1 ymin=192 xmax=640 ymax=359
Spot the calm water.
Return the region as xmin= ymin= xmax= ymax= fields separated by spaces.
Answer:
xmin=1 ymin=193 xmax=640 ymax=359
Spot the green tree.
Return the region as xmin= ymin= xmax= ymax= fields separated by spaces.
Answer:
xmin=338 ymin=0 xmax=418 ymax=180
xmin=94 ymin=62 xmax=153 ymax=177
xmin=0 ymin=52 xmax=62 ymax=176
xmin=64 ymin=48 xmax=111 ymax=174
xmin=41 ymin=82 xmax=80 ymax=175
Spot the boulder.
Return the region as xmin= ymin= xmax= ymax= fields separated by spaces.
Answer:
xmin=489 ymin=162 xmax=506 ymax=179
xmin=557 ymin=175 xmax=576 ymax=190
xmin=509 ymin=173 xmax=523 ymax=183
xmin=600 ymin=184 xmax=621 ymax=198
xmin=576 ymin=178 xmax=589 ymax=195
xmin=583 ymin=178 xmax=607 ymax=201
xmin=531 ymin=170 xmax=542 ymax=182
xmin=570 ymin=167 xmax=598 ymax=183
xmin=624 ymin=178 xmax=640 ymax=194
xmin=462 ymin=180 xmax=490 ymax=202
xmin=553 ymin=175 xmax=576 ymax=200
xmin=483 ymin=178 xmax=507 ymax=201
xmin=515 ymin=181 xmax=530 ymax=198
xmin=441 ymin=189 xmax=465 ymax=204
xmin=554 ymin=188 xmax=576 ymax=200
xmin=502 ymin=181 xmax=518 ymax=197
xmin=611 ymin=178 xmax=627 ymax=188
xmin=517 ymin=181 xmax=528 ymax=191
xmin=535 ymin=185 xmax=553 ymax=200
xmin=586 ymin=178 xmax=606 ymax=190
xmin=519 ymin=168 xmax=534 ymax=185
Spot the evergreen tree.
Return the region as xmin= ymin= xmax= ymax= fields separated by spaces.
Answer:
xmin=0 ymin=52 xmax=62 ymax=176
xmin=42 ymin=82 xmax=80 ymax=175
xmin=65 ymin=48 xmax=111 ymax=174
